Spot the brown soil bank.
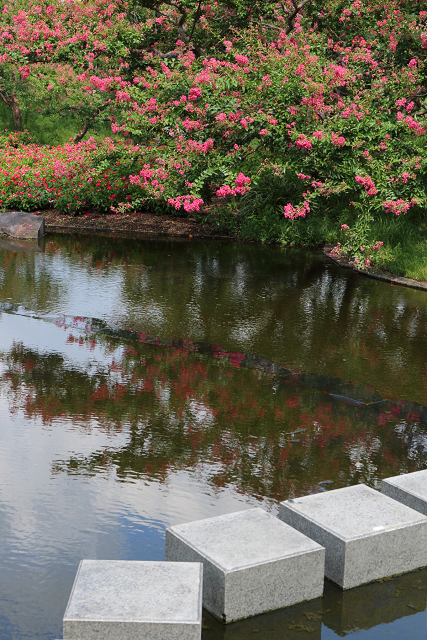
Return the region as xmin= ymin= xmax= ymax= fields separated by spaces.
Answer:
xmin=42 ymin=209 xmax=228 ymax=239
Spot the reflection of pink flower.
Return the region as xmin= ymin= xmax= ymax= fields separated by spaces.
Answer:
xmin=229 ymin=352 xmax=245 ymax=367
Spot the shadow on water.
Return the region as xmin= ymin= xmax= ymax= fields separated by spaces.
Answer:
xmin=202 ymin=569 xmax=427 ymax=638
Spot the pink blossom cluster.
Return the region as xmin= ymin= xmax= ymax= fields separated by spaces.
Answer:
xmin=383 ymin=199 xmax=416 ymax=215
xmin=283 ymin=201 xmax=310 ymax=220
xmin=188 ymin=87 xmax=202 ymax=101
xmin=296 ymin=134 xmax=312 ymax=149
xmin=216 ymin=173 xmax=251 ymax=197
xmin=355 ymin=174 xmax=378 ymax=196
xmin=331 ymin=132 xmax=346 ymax=146
xmin=167 ymin=195 xmax=204 ymax=212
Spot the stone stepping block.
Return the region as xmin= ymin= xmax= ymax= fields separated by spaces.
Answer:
xmin=382 ymin=469 xmax=427 ymax=516
xmin=63 ymin=559 xmax=203 ymax=640
xmin=279 ymin=484 xmax=427 ymax=590
xmin=165 ymin=507 xmax=325 ymax=623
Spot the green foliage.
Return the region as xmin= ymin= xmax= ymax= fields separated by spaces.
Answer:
xmin=235 ymin=171 xmax=303 ymax=241
xmin=1 ymin=0 xmax=427 ymax=278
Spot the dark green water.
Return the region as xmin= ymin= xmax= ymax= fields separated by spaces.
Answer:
xmin=0 ymin=233 xmax=427 ymax=639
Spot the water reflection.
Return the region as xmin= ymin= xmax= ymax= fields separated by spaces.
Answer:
xmin=2 ymin=235 xmax=427 ymax=640
xmin=1 ymin=318 xmax=426 ymax=500
xmin=0 ymin=236 xmax=45 ymax=253
xmin=1 ymin=234 xmax=427 ymax=404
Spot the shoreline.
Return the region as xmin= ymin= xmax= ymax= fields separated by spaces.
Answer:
xmin=323 ymin=246 xmax=427 ymax=293
xmin=9 ymin=209 xmax=427 ymax=292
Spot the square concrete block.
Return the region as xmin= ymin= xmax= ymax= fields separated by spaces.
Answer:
xmin=279 ymin=484 xmax=427 ymax=590
xmin=63 ymin=559 xmax=203 ymax=640
xmin=382 ymin=469 xmax=427 ymax=516
xmin=165 ymin=507 xmax=325 ymax=623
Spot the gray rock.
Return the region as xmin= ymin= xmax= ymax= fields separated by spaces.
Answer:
xmin=0 ymin=211 xmax=45 ymax=239
xmin=165 ymin=507 xmax=325 ymax=623
xmin=382 ymin=469 xmax=427 ymax=516
xmin=279 ymin=484 xmax=427 ymax=589
xmin=63 ymin=559 xmax=203 ymax=640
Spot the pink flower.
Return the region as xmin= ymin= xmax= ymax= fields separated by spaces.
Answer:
xmin=383 ymin=199 xmax=412 ymax=215
xmin=235 ymin=54 xmax=249 ymax=66
xmin=312 ymin=130 xmax=324 ymax=139
xmin=408 ymin=59 xmax=418 ymax=69
xmin=188 ymin=87 xmax=202 ymax=101
xmin=296 ymin=134 xmax=312 ymax=149
xmin=331 ymin=132 xmax=346 ymax=146
xmin=355 ymin=174 xmax=378 ymax=196
xmin=216 ymin=185 xmax=234 ymax=197
xmin=284 ymin=201 xmax=310 ymax=220
xmin=168 ymin=195 xmax=204 ymax=212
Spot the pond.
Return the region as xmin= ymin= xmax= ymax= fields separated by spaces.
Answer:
xmin=0 ymin=232 xmax=426 ymax=640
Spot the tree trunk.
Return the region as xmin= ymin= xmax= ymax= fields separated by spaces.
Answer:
xmin=0 ymin=90 xmax=23 ymax=131
xmin=73 ymin=122 xmax=89 ymax=143
xmin=11 ymin=97 xmax=23 ymax=131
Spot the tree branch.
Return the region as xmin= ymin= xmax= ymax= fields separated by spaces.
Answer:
xmin=286 ymin=0 xmax=312 ymax=35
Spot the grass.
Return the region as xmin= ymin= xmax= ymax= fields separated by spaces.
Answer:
xmin=0 ymin=101 xmax=113 ymax=145
xmin=367 ymin=212 xmax=427 ymax=281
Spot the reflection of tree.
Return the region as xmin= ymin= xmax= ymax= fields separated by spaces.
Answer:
xmin=37 ymin=234 xmax=427 ymax=405
xmin=0 ymin=243 xmax=64 ymax=310
xmin=1 ymin=335 xmax=426 ymax=502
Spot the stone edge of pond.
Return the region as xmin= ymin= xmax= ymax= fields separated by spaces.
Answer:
xmin=45 ymin=224 xmax=232 ymax=240
xmin=323 ymin=246 xmax=427 ymax=292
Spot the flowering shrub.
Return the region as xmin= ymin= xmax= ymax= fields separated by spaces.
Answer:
xmin=1 ymin=0 xmax=427 ymax=264
xmin=0 ymin=136 xmax=143 ymax=213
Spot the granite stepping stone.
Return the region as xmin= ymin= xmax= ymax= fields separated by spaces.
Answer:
xmin=279 ymin=484 xmax=427 ymax=590
xmin=63 ymin=559 xmax=203 ymax=640
xmin=165 ymin=507 xmax=325 ymax=623
xmin=382 ymin=469 xmax=427 ymax=516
